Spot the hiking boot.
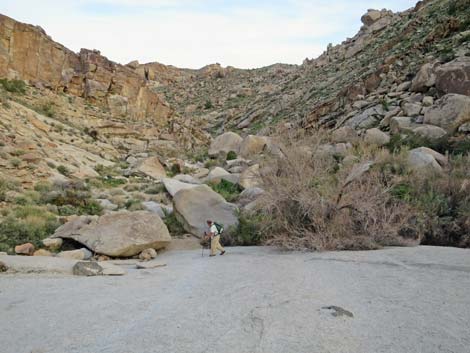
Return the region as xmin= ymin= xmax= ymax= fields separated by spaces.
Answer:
xmin=220 ymin=251 xmax=226 ymax=256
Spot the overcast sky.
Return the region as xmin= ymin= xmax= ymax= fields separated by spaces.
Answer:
xmin=1 ymin=0 xmax=417 ymax=69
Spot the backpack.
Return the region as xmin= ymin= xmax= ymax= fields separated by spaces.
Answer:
xmin=214 ymin=222 xmax=224 ymax=235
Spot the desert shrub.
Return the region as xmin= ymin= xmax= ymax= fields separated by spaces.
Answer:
xmin=164 ymin=212 xmax=186 ymax=236
xmin=226 ymin=151 xmax=237 ymax=161
xmin=0 ymin=178 xmax=19 ymax=201
xmin=209 ymin=179 xmax=242 ymax=202
xmin=256 ymin=135 xmax=419 ymax=251
xmin=0 ymin=79 xmax=26 ymax=94
xmin=144 ymin=184 xmax=165 ymax=195
xmin=204 ymin=100 xmax=214 ymax=109
xmin=167 ymin=163 xmax=181 ymax=177
xmin=392 ymin=154 xmax=470 ymax=247
xmin=10 ymin=157 xmax=21 ymax=168
xmin=100 ymin=176 xmax=126 ymax=188
xmin=38 ymin=180 xmax=102 ymax=216
xmin=188 ymin=147 xmax=209 ymax=163
xmin=204 ymin=159 xmax=218 ymax=169
xmin=222 ymin=212 xmax=264 ymax=246
xmin=125 ymin=199 xmax=144 ymax=211
xmin=57 ymin=205 xmax=78 ymax=216
xmin=56 ymin=165 xmax=70 ymax=176
xmin=36 ymin=101 xmax=56 ymax=118
xmin=0 ymin=206 xmax=59 ymax=253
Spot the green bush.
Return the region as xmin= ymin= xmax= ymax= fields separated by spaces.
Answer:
xmin=99 ymin=177 xmax=126 ymax=188
xmin=10 ymin=158 xmax=21 ymax=168
xmin=36 ymin=101 xmax=56 ymax=118
xmin=125 ymin=199 xmax=144 ymax=211
xmin=37 ymin=180 xmax=103 ymax=216
xmin=57 ymin=165 xmax=70 ymax=176
xmin=144 ymin=184 xmax=165 ymax=195
xmin=163 ymin=212 xmax=186 ymax=236
xmin=226 ymin=151 xmax=238 ymax=160
xmin=204 ymin=100 xmax=214 ymax=109
xmin=222 ymin=212 xmax=264 ymax=246
xmin=0 ymin=206 xmax=60 ymax=253
xmin=0 ymin=79 xmax=26 ymax=94
xmin=57 ymin=205 xmax=78 ymax=216
xmin=209 ymin=179 xmax=242 ymax=202
xmin=0 ymin=179 xmax=19 ymax=201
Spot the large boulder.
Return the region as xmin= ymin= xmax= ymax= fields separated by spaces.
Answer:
xmin=412 ymin=125 xmax=447 ymax=141
xmin=408 ymin=148 xmax=443 ymax=173
xmin=411 ymin=63 xmax=436 ymax=93
xmin=162 ymin=178 xmax=198 ymax=197
xmin=51 ymin=212 xmax=171 ymax=257
xmin=364 ymin=128 xmax=390 ymax=146
xmin=435 ymin=57 xmax=470 ymax=96
xmin=390 ymin=116 xmax=414 ymax=134
xmin=208 ymin=132 xmax=243 ymax=157
xmin=423 ymin=94 xmax=470 ymax=133
xmin=173 ymin=185 xmax=239 ymax=238
xmin=135 ymin=157 xmax=167 ymax=180
xmin=239 ymin=135 xmax=269 ymax=158
xmin=331 ymin=127 xmax=359 ymax=144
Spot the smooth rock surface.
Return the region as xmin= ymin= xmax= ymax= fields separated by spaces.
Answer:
xmin=1 ymin=246 xmax=470 ymax=353
xmin=162 ymin=178 xmax=198 ymax=197
xmin=173 ymin=185 xmax=239 ymax=238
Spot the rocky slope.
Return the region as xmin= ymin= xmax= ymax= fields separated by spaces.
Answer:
xmin=141 ymin=0 xmax=469 ymax=137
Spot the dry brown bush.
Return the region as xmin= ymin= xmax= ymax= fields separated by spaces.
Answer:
xmin=255 ymin=132 xmax=421 ymax=251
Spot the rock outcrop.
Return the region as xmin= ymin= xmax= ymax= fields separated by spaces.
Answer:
xmin=0 ymin=14 xmax=172 ymax=123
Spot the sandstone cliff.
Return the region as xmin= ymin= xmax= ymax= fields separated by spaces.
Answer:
xmin=0 ymin=14 xmax=172 ymax=123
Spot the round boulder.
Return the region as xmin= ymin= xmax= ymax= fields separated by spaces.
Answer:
xmin=208 ymin=132 xmax=243 ymax=157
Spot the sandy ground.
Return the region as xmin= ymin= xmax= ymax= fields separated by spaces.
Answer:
xmin=1 ymin=246 xmax=470 ymax=353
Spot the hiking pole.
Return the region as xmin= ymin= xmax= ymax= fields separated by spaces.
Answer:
xmin=201 ymin=232 xmax=206 ymax=257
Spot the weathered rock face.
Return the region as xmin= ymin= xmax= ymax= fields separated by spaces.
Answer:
xmin=423 ymin=94 xmax=470 ymax=133
xmin=173 ymin=185 xmax=239 ymax=238
xmin=0 ymin=14 xmax=172 ymax=123
xmin=208 ymin=132 xmax=243 ymax=157
xmin=51 ymin=212 xmax=171 ymax=257
xmin=435 ymin=57 xmax=470 ymax=96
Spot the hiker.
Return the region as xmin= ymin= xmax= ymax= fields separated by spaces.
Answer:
xmin=204 ymin=220 xmax=226 ymax=257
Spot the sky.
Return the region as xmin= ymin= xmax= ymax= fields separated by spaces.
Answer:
xmin=0 ymin=0 xmax=417 ymax=69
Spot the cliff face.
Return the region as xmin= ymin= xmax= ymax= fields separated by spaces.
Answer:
xmin=0 ymin=14 xmax=172 ymax=123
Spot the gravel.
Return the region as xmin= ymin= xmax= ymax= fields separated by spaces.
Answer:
xmin=1 ymin=246 xmax=470 ymax=353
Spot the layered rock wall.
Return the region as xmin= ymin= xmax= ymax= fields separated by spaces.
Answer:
xmin=0 ymin=14 xmax=172 ymax=123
